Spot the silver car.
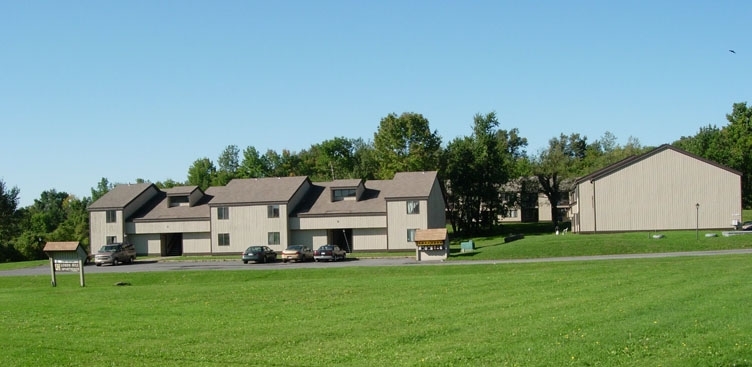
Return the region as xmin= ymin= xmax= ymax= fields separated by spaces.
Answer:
xmin=95 ymin=243 xmax=136 ymax=266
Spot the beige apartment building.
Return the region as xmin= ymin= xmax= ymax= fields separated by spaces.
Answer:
xmin=88 ymin=171 xmax=446 ymax=256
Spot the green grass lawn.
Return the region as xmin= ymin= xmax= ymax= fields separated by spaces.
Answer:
xmin=2 ymin=256 xmax=752 ymax=366
xmin=449 ymin=229 xmax=752 ymax=260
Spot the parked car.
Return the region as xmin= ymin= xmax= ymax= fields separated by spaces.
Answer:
xmin=313 ymin=244 xmax=346 ymax=262
xmin=95 ymin=243 xmax=136 ymax=266
xmin=242 ymin=246 xmax=277 ymax=264
xmin=281 ymin=245 xmax=314 ymax=263
xmin=740 ymin=221 xmax=752 ymax=231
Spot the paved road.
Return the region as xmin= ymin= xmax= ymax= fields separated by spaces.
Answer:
xmin=3 ymin=249 xmax=752 ymax=277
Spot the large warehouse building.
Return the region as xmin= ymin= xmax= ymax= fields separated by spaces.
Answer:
xmin=569 ymin=145 xmax=742 ymax=233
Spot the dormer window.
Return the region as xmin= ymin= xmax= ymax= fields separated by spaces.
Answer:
xmin=333 ymin=188 xmax=357 ymax=201
xmin=169 ymin=195 xmax=190 ymax=207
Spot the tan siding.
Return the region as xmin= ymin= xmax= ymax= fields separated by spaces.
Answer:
xmin=388 ymin=200 xmax=428 ymax=250
xmin=352 ymin=228 xmax=388 ymax=251
xmin=212 ymin=205 xmax=289 ymax=254
xmin=578 ymin=149 xmax=741 ymax=232
xmin=127 ymin=233 xmax=160 ymax=255
xmin=90 ymin=209 xmax=126 ymax=246
xmin=295 ymin=215 xmax=386 ymax=230
xmin=290 ymin=229 xmax=329 ymax=248
xmin=183 ymin=232 xmax=211 ymax=254
xmin=575 ymin=182 xmax=595 ymax=232
xmin=128 ymin=220 xmax=210 ymax=234
xmin=88 ymin=211 xmax=109 ymax=248
xmin=538 ymin=196 xmax=553 ymax=221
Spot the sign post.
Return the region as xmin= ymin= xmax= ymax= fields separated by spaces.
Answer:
xmin=43 ymin=241 xmax=87 ymax=287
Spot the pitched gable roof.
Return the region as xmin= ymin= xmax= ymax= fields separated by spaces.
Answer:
xmin=293 ymin=180 xmax=387 ymax=217
xmin=293 ymin=171 xmax=439 ymax=217
xmin=384 ymin=171 xmax=438 ymax=199
xmin=88 ymin=183 xmax=155 ymax=210
xmin=164 ymin=186 xmax=201 ymax=196
xmin=209 ymin=176 xmax=309 ymax=205
xmin=129 ymin=187 xmax=220 ymax=222
xmin=575 ymin=144 xmax=741 ymax=184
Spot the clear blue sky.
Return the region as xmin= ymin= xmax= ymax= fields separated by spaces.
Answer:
xmin=2 ymin=1 xmax=750 ymax=207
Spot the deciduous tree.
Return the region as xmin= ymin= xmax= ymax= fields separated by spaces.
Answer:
xmin=373 ymin=112 xmax=442 ymax=179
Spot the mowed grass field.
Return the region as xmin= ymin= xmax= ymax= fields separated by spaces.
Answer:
xmin=449 ymin=228 xmax=752 ymax=260
xmin=3 ymin=255 xmax=752 ymax=366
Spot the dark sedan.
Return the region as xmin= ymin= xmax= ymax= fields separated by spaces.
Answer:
xmin=242 ymin=246 xmax=277 ymax=264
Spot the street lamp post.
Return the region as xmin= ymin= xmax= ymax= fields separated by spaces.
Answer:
xmin=695 ymin=203 xmax=700 ymax=240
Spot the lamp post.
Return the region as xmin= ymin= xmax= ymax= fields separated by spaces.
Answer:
xmin=695 ymin=203 xmax=700 ymax=240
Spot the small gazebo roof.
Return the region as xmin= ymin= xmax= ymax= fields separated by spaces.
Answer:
xmin=415 ymin=228 xmax=447 ymax=242
xmin=43 ymin=241 xmax=81 ymax=252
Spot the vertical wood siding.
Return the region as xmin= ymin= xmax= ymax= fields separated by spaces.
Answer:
xmin=576 ymin=149 xmax=741 ymax=232
xmin=388 ymin=200 xmax=428 ymax=250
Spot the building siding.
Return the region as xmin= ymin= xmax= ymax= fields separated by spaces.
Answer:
xmin=387 ymin=200 xmax=428 ymax=250
xmin=211 ymin=205 xmax=289 ymax=254
xmin=574 ymin=148 xmax=741 ymax=232
xmin=183 ymin=232 xmax=211 ymax=254
xmin=127 ymin=220 xmax=210 ymax=234
xmin=427 ymin=179 xmax=447 ymax=228
xmin=351 ymin=228 xmax=388 ymax=251
xmin=89 ymin=171 xmax=446 ymax=256
xmin=292 ymin=215 xmax=386 ymax=230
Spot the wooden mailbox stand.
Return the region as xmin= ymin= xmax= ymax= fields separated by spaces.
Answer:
xmin=415 ymin=228 xmax=448 ymax=261
xmin=43 ymin=241 xmax=87 ymax=287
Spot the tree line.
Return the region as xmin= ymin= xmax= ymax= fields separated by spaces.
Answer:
xmin=2 ymin=103 xmax=750 ymax=262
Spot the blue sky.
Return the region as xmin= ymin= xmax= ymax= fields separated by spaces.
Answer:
xmin=2 ymin=1 xmax=750 ymax=207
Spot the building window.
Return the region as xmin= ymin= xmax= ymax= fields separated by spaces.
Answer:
xmin=407 ymin=229 xmax=417 ymax=242
xmin=106 ymin=210 xmax=117 ymax=223
xmin=407 ymin=200 xmax=420 ymax=214
xmin=267 ymin=205 xmax=280 ymax=218
xmin=106 ymin=236 xmax=116 ymax=244
xmin=507 ymin=209 xmax=518 ymax=218
xmin=218 ymin=233 xmax=230 ymax=246
xmin=268 ymin=232 xmax=280 ymax=245
xmin=217 ymin=207 xmax=229 ymax=220
xmin=169 ymin=196 xmax=189 ymax=207
xmin=333 ymin=188 xmax=356 ymax=201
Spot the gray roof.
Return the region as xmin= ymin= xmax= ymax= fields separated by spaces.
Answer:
xmin=130 ymin=187 xmax=221 ymax=222
xmin=384 ymin=171 xmax=438 ymax=199
xmin=88 ymin=183 xmax=155 ymax=210
xmin=329 ymin=179 xmax=363 ymax=188
xmin=164 ymin=186 xmax=201 ymax=196
xmin=90 ymin=172 xmax=440 ymax=221
xmin=209 ymin=176 xmax=310 ymax=205
xmin=294 ymin=171 xmax=439 ymax=217
xmin=575 ymin=144 xmax=741 ymax=184
xmin=294 ymin=180 xmax=389 ymax=217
